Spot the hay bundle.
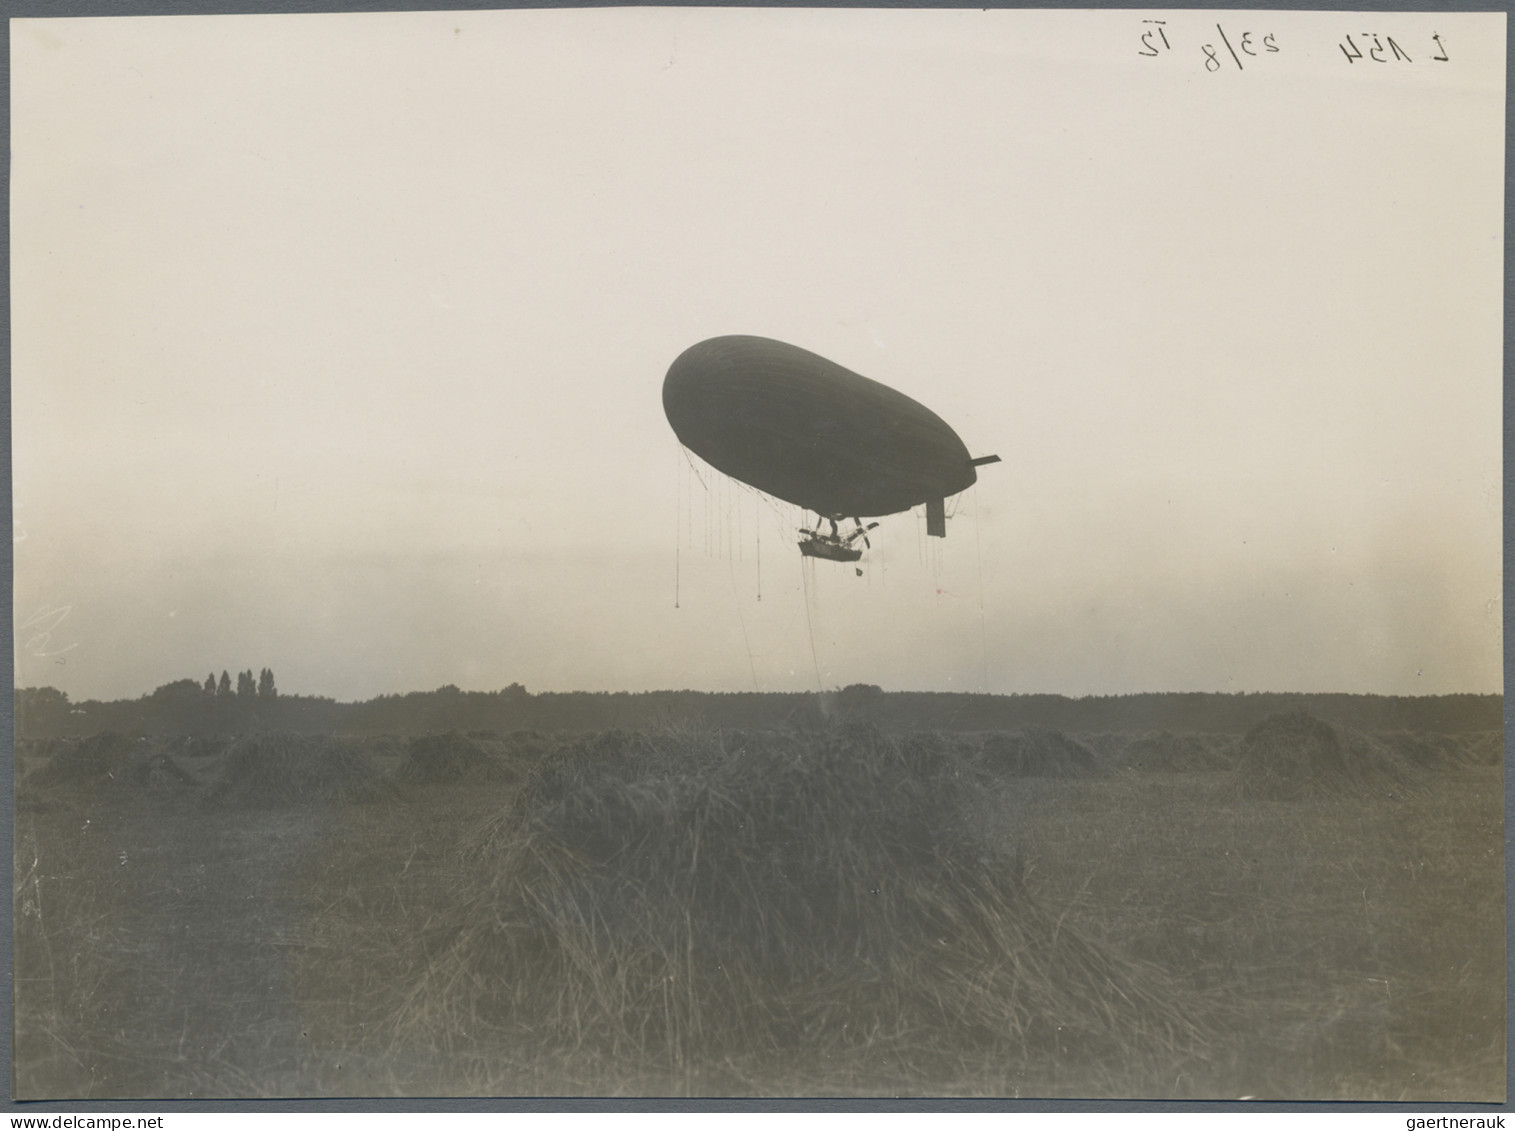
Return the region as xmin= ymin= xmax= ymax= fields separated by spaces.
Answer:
xmin=357 ymin=734 xmax=410 ymax=760
xmin=130 ymin=752 xmax=199 ymax=791
xmin=1459 ymin=730 xmax=1505 ymax=766
xmin=448 ymin=729 xmax=559 ymax=783
xmin=396 ymin=731 xmax=498 ymax=785
xmin=494 ymin=729 xmax=557 ymax=764
xmin=207 ymin=732 xmax=392 ymax=808
xmin=1402 ymin=729 xmax=1506 ymax=768
xmin=26 ymin=732 xmax=140 ymax=787
xmin=13 ymin=741 xmax=48 ymax=789
xmin=570 ymin=727 xmax=661 ymax=764
xmin=24 ymin=732 xmax=199 ymax=797
xmin=15 ymin=737 xmax=69 ymax=763
xmin=15 ymin=738 xmax=72 ymax=786
xmin=515 ymin=728 xmax=665 ymax=810
xmin=896 ymin=729 xmax=980 ymax=780
xmin=1078 ymin=732 xmax=1132 ymax=760
xmin=1374 ymin=731 xmax=1467 ymax=769
xmin=979 ymin=727 xmax=1098 ymax=778
xmin=1236 ymin=712 xmax=1416 ymax=800
xmin=179 ymin=734 xmax=232 ymax=760
xmin=1123 ymin=731 xmax=1237 ymax=773
xmin=409 ymin=722 xmax=1198 ymax=1087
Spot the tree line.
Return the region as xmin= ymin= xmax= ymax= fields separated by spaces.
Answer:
xmin=12 ymin=680 xmax=1504 ymax=739
xmin=199 ymin=668 xmax=278 ymax=700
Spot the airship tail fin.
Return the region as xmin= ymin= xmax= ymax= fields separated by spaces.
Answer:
xmin=969 ymin=454 xmax=1001 ymax=467
xmin=926 ymin=497 xmax=946 ymax=538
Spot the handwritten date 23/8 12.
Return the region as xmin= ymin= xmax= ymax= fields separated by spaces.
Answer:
xmin=1138 ymin=20 xmax=1278 ymax=71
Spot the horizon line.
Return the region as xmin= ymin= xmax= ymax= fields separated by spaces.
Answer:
xmin=14 ymin=683 xmax=1507 ymax=705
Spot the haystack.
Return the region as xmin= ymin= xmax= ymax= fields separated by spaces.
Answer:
xmin=979 ymin=727 xmax=1098 ymax=778
xmin=130 ymin=751 xmax=200 ymax=790
xmin=1374 ymin=731 xmax=1467 ymax=769
xmin=15 ymin=737 xmax=68 ymax=764
xmin=207 ymin=732 xmax=392 ymax=808
xmin=356 ymin=734 xmax=410 ymax=760
xmin=1386 ymin=729 xmax=1505 ymax=769
xmin=25 ymin=731 xmax=138 ymax=787
xmin=1236 ymin=712 xmax=1416 ymax=800
xmin=569 ymin=727 xmax=661 ymax=764
xmin=493 ymin=729 xmax=557 ymax=763
xmin=396 ymin=731 xmax=499 ymax=785
xmin=894 ymin=728 xmax=979 ymax=776
xmin=514 ymin=728 xmax=665 ymax=810
xmin=178 ymin=734 xmax=232 ymax=760
xmin=1122 ymin=731 xmax=1237 ymax=773
xmin=24 ymin=732 xmax=199 ymax=795
xmin=1459 ymin=730 xmax=1505 ymax=766
xmin=1079 ymin=732 xmax=1133 ymax=760
xmin=409 ymin=722 xmax=1198 ymax=1088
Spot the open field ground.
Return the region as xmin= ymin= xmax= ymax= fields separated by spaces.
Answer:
xmin=13 ymin=719 xmax=1504 ymax=1100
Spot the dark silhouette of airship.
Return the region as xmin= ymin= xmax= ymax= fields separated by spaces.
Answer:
xmin=663 ymin=335 xmax=998 ymax=559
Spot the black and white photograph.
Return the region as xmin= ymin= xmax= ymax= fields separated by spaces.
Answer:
xmin=10 ymin=6 xmax=1506 ymax=1101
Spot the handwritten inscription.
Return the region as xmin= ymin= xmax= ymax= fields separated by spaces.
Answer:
xmin=1201 ymin=25 xmax=1279 ymax=71
xmin=1137 ymin=19 xmax=1170 ymax=57
xmin=20 ymin=604 xmax=78 ymax=663
xmin=1138 ymin=20 xmax=1452 ymax=71
xmin=1340 ymin=32 xmax=1449 ymax=64
xmin=1138 ymin=20 xmax=1279 ymax=71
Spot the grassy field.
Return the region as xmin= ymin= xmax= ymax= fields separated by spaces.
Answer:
xmin=12 ymin=719 xmax=1505 ymax=1100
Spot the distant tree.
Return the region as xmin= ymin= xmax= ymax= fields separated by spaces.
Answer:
xmin=15 ymin=686 xmax=71 ymax=735
xmin=218 ymin=670 xmax=232 ymax=697
xmin=237 ymin=670 xmax=256 ymax=699
xmin=836 ymin=683 xmax=885 ymax=715
xmin=204 ymin=672 xmax=217 ymax=697
xmin=258 ymin=667 xmax=277 ymax=699
xmin=150 ymin=678 xmax=208 ymax=730
xmin=151 ymin=678 xmax=203 ymax=702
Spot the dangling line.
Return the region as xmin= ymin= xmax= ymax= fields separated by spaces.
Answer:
xmin=756 ymin=505 xmax=762 ymax=601
xmin=729 ymin=544 xmax=759 ymax=691
xmin=675 ymin=447 xmax=682 ymax=609
xmin=800 ymin=554 xmax=823 ymax=692
xmin=974 ymin=483 xmax=988 ymax=692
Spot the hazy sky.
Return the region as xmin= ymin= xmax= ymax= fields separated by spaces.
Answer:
xmin=12 ymin=8 xmax=1505 ymax=702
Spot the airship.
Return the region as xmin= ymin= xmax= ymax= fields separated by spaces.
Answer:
xmin=663 ymin=335 xmax=998 ymax=561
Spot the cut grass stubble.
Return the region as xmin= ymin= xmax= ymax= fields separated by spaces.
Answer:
xmin=17 ymin=716 xmax=1501 ymax=1098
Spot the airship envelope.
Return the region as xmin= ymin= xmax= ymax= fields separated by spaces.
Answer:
xmin=663 ymin=335 xmax=996 ymax=540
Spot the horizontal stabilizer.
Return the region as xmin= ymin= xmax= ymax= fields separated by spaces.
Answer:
xmin=969 ymin=454 xmax=1002 ymax=467
xmin=926 ymin=497 xmax=946 ymax=538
